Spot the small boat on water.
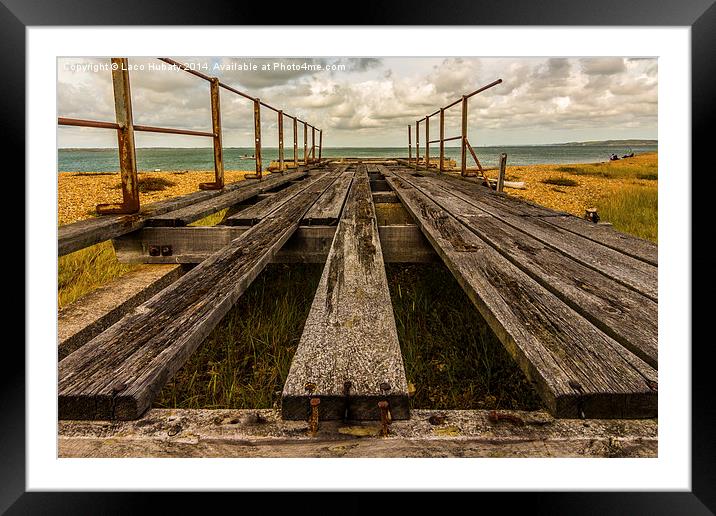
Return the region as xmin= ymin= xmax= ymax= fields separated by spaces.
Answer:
xmin=609 ymin=153 xmax=620 ymax=161
xmin=241 ymin=154 xmax=255 ymax=159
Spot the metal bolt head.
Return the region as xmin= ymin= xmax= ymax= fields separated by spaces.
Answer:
xmin=310 ymin=398 xmax=321 ymax=407
xmin=149 ymin=245 xmax=160 ymax=257
xmin=304 ymin=382 xmax=316 ymax=393
xmin=380 ymin=382 xmax=391 ymax=392
xmin=161 ymin=245 xmax=172 ymax=256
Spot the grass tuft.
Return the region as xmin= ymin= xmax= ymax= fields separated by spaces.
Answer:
xmin=114 ymin=176 xmax=177 ymax=193
xmin=597 ymin=187 xmax=658 ymax=242
xmin=542 ymin=177 xmax=579 ymax=187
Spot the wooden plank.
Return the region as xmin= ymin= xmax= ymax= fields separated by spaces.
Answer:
xmin=144 ymin=169 xmax=308 ymax=227
xmin=437 ymin=171 xmax=658 ymax=264
xmin=59 ymin=172 xmax=339 ymax=420
xmin=385 ymin=173 xmax=656 ymax=419
xmin=399 ymin=173 xmax=657 ymax=367
xmin=282 ymin=166 xmax=409 ymax=421
xmin=302 ymin=167 xmax=354 ymax=225
xmin=410 ymin=172 xmax=658 ymax=301
xmin=58 ymin=265 xmax=185 ymax=361
xmin=221 ymin=173 xmax=318 ymax=226
xmin=58 ymin=408 xmax=657 ymax=458
xmin=113 ymin=224 xmax=435 ymax=264
xmin=59 ymin=177 xmax=258 ymax=255
xmin=372 ymin=191 xmax=398 ymax=203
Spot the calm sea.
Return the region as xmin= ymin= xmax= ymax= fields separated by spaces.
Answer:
xmin=58 ymin=144 xmax=658 ymax=173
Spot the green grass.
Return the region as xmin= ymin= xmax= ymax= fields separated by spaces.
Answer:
xmin=154 ymin=262 xmax=542 ymax=411
xmin=597 ymin=186 xmax=658 ymax=242
xmin=155 ymin=264 xmax=324 ymax=410
xmin=542 ymin=177 xmax=579 ymax=187
xmin=555 ymin=166 xmax=580 ymax=173
xmin=386 ymin=264 xmax=541 ymax=411
xmin=636 ymin=172 xmax=658 ymax=180
xmin=58 ymin=241 xmax=137 ymax=308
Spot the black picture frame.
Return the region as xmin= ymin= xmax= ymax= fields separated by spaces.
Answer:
xmin=7 ymin=0 xmax=714 ymax=513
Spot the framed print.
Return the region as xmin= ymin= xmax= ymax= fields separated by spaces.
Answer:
xmin=8 ymin=0 xmax=714 ymax=512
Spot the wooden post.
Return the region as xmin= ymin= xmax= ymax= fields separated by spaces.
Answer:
xmin=497 ymin=152 xmax=507 ymax=192
xmin=293 ymin=117 xmax=298 ymax=167
xmin=439 ymin=108 xmax=445 ymax=173
xmin=303 ymin=122 xmax=308 ymax=165
xmin=97 ymin=57 xmax=140 ymax=214
xmin=253 ymin=98 xmax=262 ymax=179
xmin=278 ymin=111 xmax=284 ymax=172
xmin=461 ymin=95 xmax=468 ymax=177
xmin=318 ymin=130 xmax=323 ymax=161
xmin=415 ymin=120 xmax=420 ymax=170
xmin=425 ymin=116 xmax=430 ymax=171
xmin=408 ymin=125 xmax=412 ymax=165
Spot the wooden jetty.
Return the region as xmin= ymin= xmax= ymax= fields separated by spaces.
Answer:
xmin=57 ymin=159 xmax=658 ymax=456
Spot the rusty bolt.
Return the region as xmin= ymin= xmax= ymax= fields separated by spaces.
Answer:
xmin=308 ymin=398 xmax=320 ymax=435
xmin=161 ymin=245 xmax=172 ymax=256
xmin=148 ymin=245 xmax=160 ymax=257
xmin=111 ymin=381 xmax=126 ymax=394
xmin=304 ymin=382 xmax=316 ymax=393
xmin=380 ymin=382 xmax=391 ymax=392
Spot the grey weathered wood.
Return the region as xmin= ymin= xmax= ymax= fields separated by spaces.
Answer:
xmin=412 ymin=173 xmax=658 ymax=301
xmin=145 ymin=170 xmax=308 ymax=227
xmin=372 ymin=191 xmax=399 ymax=203
xmin=282 ymin=166 xmax=409 ymax=421
xmin=58 ymin=265 xmax=185 ymax=361
xmin=59 ymin=177 xmax=259 ymax=255
xmin=302 ymin=167 xmax=354 ymax=225
xmin=113 ymin=224 xmax=436 ymax=264
xmin=385 ymin=173 xmax=656 ymax=419
xmin=221 ymin=174 xmax=317 ymax=226
xmin=59 ymin=172 xmax=339 ymax=420
xmin=58 ymin=408 xmax=658 ymax=458
xmin=400 ymin=173 xmax=657 ymax=367
xmin=439 ymin=171 xmax=658 ymax=264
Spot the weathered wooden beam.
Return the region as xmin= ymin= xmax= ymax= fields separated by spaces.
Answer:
xmin=302 ymin=167 xmax=353 ymax=225
xmin=145 ymin=170 xmax=307 ymax=227
xmin=59 ymin=177 xmax=263 ymax=256
xmin=402 ymin=172 xmax=657 ymax=367
xmin=372 ymin=191 xmax=399 ymax=203
xmin=497 ymin=152 xmax=507 ymax=192
xmin=59 ymin=172 xmax=339 ymax=420
xmin=58 ymin=265 xmax=185 ymax=361
xmin=385 ymin=171 xmax=656 ymax=419
xmin=221 ymin=175 xmax=313 ymax=226
xmin=58 ymin=408 xmax=657 ymax=458
xmin=113 ymin=224 xmax=435 ymax=264
xmin=282 ymin=166 xmax=409 ymax=421
xmin=431 ymin=175 xmax=657 ymax=301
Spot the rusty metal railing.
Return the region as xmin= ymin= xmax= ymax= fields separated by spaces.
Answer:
xmin=408 ymin=79 xmax=501 ymax=177
xmin=58 ymin=57 xmax=323 ymax=215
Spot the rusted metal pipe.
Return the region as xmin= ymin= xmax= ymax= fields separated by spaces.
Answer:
xmin=308 ymin=398 xmax=320 ymax=435
xmin=439 ymin=107 xmax=445 ymax=173
xmin=97 ymin=57 xmax=139 ymax=215
xmin=303 ymin=122 xmax=308 ymax=165
xmin=200 ymin=77 xmax=224 ymax=190
xmin=425 ymin=116 xmax=430 ymax=171
xmin=415 ymin=120 xmax=420 ymax=170
xmin=132 ymin=125 xmax=215 ymax=138
xmin=318 ymin=129 xmax=323 ymax=161
xmin=378 ymin=401 xmax=391 ymax=437
xmin=253 ymin=98 xmax=262 ymax=179
xmin=311 ymin=126 xmax=316 ymax=161
xmin=278 ymin=110 xmax=285 ymax=172
xmin=408 ymin=125 xmax=412 ymax=164
xmin=293 ymin=117 xmax=298 ymax=167
xmin=461 ymin=95 xmax=468 ymax=177
xmin=58 ymin=117 xmax=121 ymax=130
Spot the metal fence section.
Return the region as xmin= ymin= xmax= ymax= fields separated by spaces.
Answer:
xmin=408 ymin=79 xmax=501 ymax=177
xmin=58 ymin=57 xmax=323 ymax=214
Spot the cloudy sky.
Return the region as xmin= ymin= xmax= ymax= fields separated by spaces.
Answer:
xmin=57 ymin=56 xmax=657 ymax=148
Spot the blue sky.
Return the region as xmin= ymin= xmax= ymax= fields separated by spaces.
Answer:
xmin=57 ymin=57 xmax=657 ymax=148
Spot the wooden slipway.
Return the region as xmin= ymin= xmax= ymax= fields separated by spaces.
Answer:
xmin=58 ymin=159 xmax=658 ymax=424
xmin=282 ymin=165 xmax=409 ymax=420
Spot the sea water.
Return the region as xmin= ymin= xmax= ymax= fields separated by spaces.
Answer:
xmin=58 ymin=144 xmax=658 ymax=173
